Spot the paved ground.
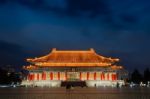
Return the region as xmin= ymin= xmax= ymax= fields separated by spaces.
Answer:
xmin=0 ymin=87 xmax=150 ymax=99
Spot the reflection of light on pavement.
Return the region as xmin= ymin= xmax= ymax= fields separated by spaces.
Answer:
xmin=0 ymin=87 xmax=149 ymax=99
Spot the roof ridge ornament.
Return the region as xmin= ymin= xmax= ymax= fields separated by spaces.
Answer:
xmin=52 ymin=48 xmax=56 ymax=52
xmin=90 ymin=48 xmax=95 ymax=53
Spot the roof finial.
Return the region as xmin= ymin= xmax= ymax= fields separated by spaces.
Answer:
xmin=90 ymin=48 xmax=95 ymax=52
xmin=52 ymin=48 xmax=56 ymax=52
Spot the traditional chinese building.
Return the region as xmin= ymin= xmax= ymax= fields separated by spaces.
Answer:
xmin=22 ymin=48 xmax=125 ymax=87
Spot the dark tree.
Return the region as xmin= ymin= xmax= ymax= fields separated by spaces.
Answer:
xmin=143 ymin=68 xmax=150 ymax=83
xmin=0 ymin=67 xmax=22 ymax=84
xmin=131 ymin=69 xmax=143 ymax=84
xmin=0 ymin=68 xmax=10 ymax=84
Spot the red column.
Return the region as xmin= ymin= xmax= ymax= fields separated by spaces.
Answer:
xmin=112 ymin=74 xmax=114 ymax=81
xmin=116 ymin=73 xmax=118 ymax=80
xmin=33 ymin=73 xmax=35 ymax=81
xmin=31 ymin=74 xmax=34 ymax=81
xmin=80 ymin=72 xmax=82 ymax=80
xmin=37 ymin=73 xmax=39 ymax=80
xmin=107 ymin=73 xmax=109 ymax=80
xmin=94 ymin=72 xmax=96 ymax=80
xmin=30 ymin=74 xmax=33 ymax=81
xmin=42 ymin=72 xmax=46 ymax=80
xmin=30 ymin=74 xmax=32 ymax=81
xmin=58 ymin=72 xmax=60 ymax=80
xmin=50 ymin=72 xmax=53 ymax=80
xmin=87 ymin=72 xmax=89 ymax=80
xmin=114 ymin=74 xmax=117 ymax=80
xmin=101 ymin=73 xmax=105 ymax=80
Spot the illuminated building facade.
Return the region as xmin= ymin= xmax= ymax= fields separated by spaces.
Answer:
xmin=22 ymin=48 xmax=125 ymax=87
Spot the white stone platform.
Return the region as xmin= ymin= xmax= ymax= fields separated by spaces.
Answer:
xmin=86 ymin=80 xmax=125 ymax=87
xmin=21 ymin=80 xmax=125 ymax=87
xmin=21 ymin=80 xmax=61 ymax=87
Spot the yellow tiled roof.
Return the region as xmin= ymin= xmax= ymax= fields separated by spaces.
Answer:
xmin=27 ymin=48 xmax=119 ymax=67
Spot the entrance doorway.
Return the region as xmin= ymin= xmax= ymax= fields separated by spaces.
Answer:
xmin=67 ymin=72 xmax=80 ymax=81
xmin=61 ymin=81 xmax=86 ymax=87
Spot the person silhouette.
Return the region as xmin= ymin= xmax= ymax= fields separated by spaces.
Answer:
xmin=66 ymin=84 xmax=71 ymax=90
xmin=116 ymin=82 xmax=119 ymax=88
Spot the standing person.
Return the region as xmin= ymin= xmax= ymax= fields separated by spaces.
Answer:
xmin=116 ymin=82 xmax=119 ymax=88
xmin=66 ymin=84 xmax=71 ymax=91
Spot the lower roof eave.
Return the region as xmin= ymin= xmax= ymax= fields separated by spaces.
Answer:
xmin=34 ymin=62 xmax=112 ymax=67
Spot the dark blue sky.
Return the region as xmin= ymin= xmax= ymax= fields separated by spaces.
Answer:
xmin=0 ymin=0 xmax=150 ymax=71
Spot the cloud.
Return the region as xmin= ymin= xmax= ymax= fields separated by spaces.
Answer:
xmin=120 ymin=14 xmax=138 ymax=23
xmin=65 ymin=0 xmax=111 ymax=17
xmin=0 ymin=0 xmax=150 ymax=71
xmin=0 ymin=0 xmax=111 ymax=18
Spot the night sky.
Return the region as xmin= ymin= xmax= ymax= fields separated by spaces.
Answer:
xmin=0 ymin=0 xmax=150 ymax=71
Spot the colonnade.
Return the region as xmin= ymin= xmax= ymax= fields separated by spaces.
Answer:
xmin=27 ymin=72 xmax=117 ymax=81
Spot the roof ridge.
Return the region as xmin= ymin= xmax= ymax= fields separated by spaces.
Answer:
xmin=51 ymin=48 xmax=95 ymax=53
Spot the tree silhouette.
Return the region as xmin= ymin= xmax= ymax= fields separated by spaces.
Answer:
xmin=0 ymin=67 xmax=22 ymax=84
xmin=0 ymin=68 xmax=9 ymax=84
xmin=131 ymin=69 xmax=143 ymax=84
xmin=143 ymin=68 xmax=150 ymax=83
